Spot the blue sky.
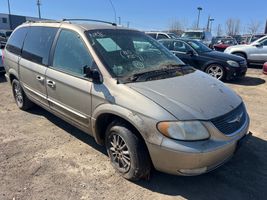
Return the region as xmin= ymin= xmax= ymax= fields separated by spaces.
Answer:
xmin=0 ymin=0 xmax=266 ymax=34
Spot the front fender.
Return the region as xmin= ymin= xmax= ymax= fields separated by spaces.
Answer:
xmin=91 ymin=103 xmax=163 ymax=145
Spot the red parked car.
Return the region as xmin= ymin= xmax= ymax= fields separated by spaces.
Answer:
xmin=263 ymin=62 xmax=267 ymax=75
xmin=214 ymin=38 xmax=238 ymax=52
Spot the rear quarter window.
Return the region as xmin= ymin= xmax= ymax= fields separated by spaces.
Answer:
xmin=6 ymin=27 xmax=28 ymax=55
xmin=22 ymin=26 xmax=58 ymax=66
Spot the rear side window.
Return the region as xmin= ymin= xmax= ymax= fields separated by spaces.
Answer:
xmin=22 ymin=26 xmax=57 ymax=66
xmin=6 ymin=27 xmax=28 ymax=55
xmin=52 ymin=29 xmax=93 ymax=77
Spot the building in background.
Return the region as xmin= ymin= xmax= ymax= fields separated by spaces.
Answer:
xmin=0 ymin=13 xmax=43 ymax=30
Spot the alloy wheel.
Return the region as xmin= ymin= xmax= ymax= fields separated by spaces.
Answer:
xmin=108 ymin=133 xmax=131 ymax=173
xmin=13 ymin=82 xmax=24 ymax=107
xmin=207 ymin=65 xmax=224 ymax=80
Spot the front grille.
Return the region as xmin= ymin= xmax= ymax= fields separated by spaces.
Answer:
xmin=211 ymin=103 xmax=247 ymax=135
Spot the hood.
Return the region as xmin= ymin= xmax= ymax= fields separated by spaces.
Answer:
xmin=128 ymin=70 xmax=242 ymax=120
xmin=202 ymin=50 xmax=244 ymax=62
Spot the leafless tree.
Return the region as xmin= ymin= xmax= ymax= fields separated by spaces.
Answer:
xmin=169 ymin=19 xmax=187 ymax=35
xmin=247 ymin=20 xmax=261 ymax=34
xmin=216 ymin=24 xmax=223 ymax=36
xmin=225 ymin=18 xmax=241 ymax=36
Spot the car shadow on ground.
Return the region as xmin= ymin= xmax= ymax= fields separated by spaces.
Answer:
xmin=0 ymin=73 xmax=7 ymax=83
xmin=27 ymin=106 xmax=107 ymax=155
xmin=27 ymin=107 xmax=267 ymax=200
xmin=226 ymin=76 xmax=265 ymax=86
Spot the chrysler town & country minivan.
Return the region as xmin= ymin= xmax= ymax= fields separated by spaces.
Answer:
xmin=3 ymin=20 xmax=250 ymax=181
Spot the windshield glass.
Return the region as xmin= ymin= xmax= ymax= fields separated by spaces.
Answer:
xmin=187 ymin=40 xmax=212 ymax=53
xmin=182 ymin=32 xmax=203 ymax=39
xmin=86 ymin=29 xmax=184 ymax=78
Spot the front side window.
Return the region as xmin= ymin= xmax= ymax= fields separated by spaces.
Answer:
xmin=86 ymin=29 xmax=184 ymax=79
xmin=22 ymin=26 xmax=57 ymax=65
xmin=6 ymin=27 xmax=28 ymax=55
xmin=173 ymin=41 xmax=191 ymax=53
xmin=52 ymin=29 xmax=93 ymax=77
xmin=187 ymin=40 xmax=212 ymax=53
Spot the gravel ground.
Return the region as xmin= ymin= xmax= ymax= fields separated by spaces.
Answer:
xmin=0 ymin=68 xmax=266 ymax=200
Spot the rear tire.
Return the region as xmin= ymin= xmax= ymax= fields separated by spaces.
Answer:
xmin=12 ymin=79 xmax=34 ymax=110
xmin=105 ymin=120 xmax=151 ymax=181
xmin=205 ymin=64 xmax=225 ymax=80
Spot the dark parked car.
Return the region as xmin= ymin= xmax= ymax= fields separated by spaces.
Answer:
xmin=213 ymin=38 xmax=238 ymax=52
xmin=0 ymin=49 xmax=4 ymax=73
xmin=0 ymin=30 xmax=12 ymax=48
xmin=159 ymin=38 xmax=247 ymax=80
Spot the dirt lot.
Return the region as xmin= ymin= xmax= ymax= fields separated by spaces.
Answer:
xmin=0 ymin=68 xmax=266 ymax=200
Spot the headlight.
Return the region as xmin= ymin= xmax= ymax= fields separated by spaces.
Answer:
xmin=227 ymin=60 xmax=239 ymax=67
xmin=157 ymin=121 xmax=210 ymax=141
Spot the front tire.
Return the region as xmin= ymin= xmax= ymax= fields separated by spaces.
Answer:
xmin=105 ymin=121 xmax=151 ymax=181
xmin=12 ymin=79 xmax=33 ymax=110
xmin=205 ymin=64 xmax=225 ymax=80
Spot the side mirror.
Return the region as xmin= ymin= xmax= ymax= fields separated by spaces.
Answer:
xmin=186 ymin=50 xmax=195 ymax=56
xmin=253 ymin=42 xmax=263 ymax=47
xmin=83 ymin=64 xmax=102 ymax=83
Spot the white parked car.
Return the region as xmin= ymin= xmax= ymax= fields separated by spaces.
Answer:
xmin=224 ymin=35 xmax=267 ymax=65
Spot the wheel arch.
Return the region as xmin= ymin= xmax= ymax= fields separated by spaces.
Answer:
xmin=92 ymin=104 xmax=147 ymax=146
xmin=231 ymin=51 xmax=248 ymax=59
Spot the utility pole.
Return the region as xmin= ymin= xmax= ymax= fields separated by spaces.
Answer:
xmin=127 ymin=21 xmax=130 ymax=28
xmin=37 ymin=0 xmax=41 ymax=19
xmin=196 ymin=7 xmax=202 ymax=29
xmin=118 ymin=17 xmax=121 ymax=25
xmin=265 ymin=20 xmax=267 ymax=34
xmin=7 ymin=0 xmax=12 ymax=29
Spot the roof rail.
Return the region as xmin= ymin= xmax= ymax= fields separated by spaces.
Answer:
xmin=25 ymin=19 xmax=61 ymax=23
xmin=62 ymin=18 xmax=117 ymax=26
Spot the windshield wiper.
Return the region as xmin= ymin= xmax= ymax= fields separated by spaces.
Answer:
xmin=124 ymin=64 xmax=187 ymax=83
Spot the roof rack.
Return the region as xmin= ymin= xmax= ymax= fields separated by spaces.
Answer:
xmin=62 ymin=19 xmax=117 ymax=26
xmin=25 ymin=19 xmax=61 ymax=23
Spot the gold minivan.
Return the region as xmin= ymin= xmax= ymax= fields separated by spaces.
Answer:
xmin=4 ymin=20 xmax=250 ymax=181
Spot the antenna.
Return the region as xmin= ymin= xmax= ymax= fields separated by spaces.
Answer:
xmin=108 ymin=0 xmax=117 ymax=24
xmin=108 ymin=0 xmax=120 ymax=84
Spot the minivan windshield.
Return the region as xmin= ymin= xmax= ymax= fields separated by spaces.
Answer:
xmin=86 ymin=29 xmax=185 ymax=79
xmin=182 ymin=32 xmax=203 ymax=39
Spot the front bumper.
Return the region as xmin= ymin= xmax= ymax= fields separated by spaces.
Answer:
xmin=146 ymin=117 xmax=250 ymax=176
xmin=225 ymin=66 xmax=247 ymax=80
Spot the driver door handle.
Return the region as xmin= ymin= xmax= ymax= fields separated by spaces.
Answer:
xmin=47 ymin=80 xmax=56 ymax=88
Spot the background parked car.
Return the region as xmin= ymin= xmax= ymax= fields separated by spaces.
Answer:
xmin=263 ymin=62 xmax=267 ymax=74
xmin=181 ymin=30 xmax=212 ymax=46
xmin=145 ymin=31 xmax=179 ymax=40
xmin=213 ymin=38 xmax=238 ymax=52
xmin=159 ymin=38 xmax=247 ymax=80
xmin=0 ymin=50 xmax=4 ymax=73
xmin=0 ymin=30 xmax=13 ymax=48
xmin=224 ymin=35 xmax=267 ymax=65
